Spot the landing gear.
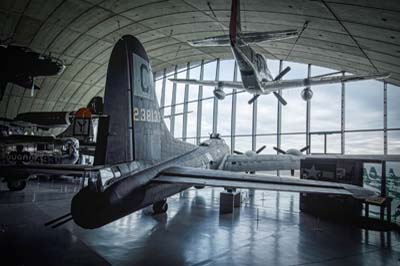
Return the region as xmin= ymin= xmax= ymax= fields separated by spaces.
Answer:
xmin=7 ymin=179 xmax=26 ymax=191
xmin=153 ymin=199 xmax=168 ymax=214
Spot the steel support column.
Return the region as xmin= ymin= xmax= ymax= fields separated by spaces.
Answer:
xmin=252 ymin=99 xmax=257 ymax=151
xmin=277 ymin=60 xmax=283 ymax=176
xmin=384 ymin=81 xmax=388 ymax=155
xmin=341 ymin=71 xmax=346 ymax=155
xmin=306 ymin=64 xmax=311 ymax=154
xmin=231 ymin=62 xmax=238 ymax=153
xmin=160 ymin=68 xmax=166 ymax=116
xmin=170 ymin=65 xmax=178 ymax=136
xmin=182 ymin=62 xmax=190 ymax=141
xmin=196 ymin=60 xmax=205 ymax=145
xmin=212 ymin=59 xmax=220 ymax=135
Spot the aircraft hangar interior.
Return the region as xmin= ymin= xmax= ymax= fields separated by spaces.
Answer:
xmin=1 ymin=0 xmax=400 ymax=265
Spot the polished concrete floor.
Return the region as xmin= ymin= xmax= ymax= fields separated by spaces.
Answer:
xmin=1 ymin=178 xmax=399 ymax=266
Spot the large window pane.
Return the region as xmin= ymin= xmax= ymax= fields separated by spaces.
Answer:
xmin=155 ymin=76 xmax=163 ymax=102
xmin=257 ymin=135 xmax=277 ymax=154
xmin=235 ymin=93 xmax=253 ymax=136
xmin=388 ymin=131 xmax=400 ymax=154
xmin=310 ymin=133 xmax=341 ymax=154
xmin=388 ymin=83 xmax=400 ymax=128
xmin=346 ymin=80 xmax=383 ymax=130
xmin=187 ymin=102 xmax=198 ymax=138
xmin=202 ymin=61 xmax=217 ymax=98
xmin=346 ymin=131 xmax=383 ymax=154
xmin=217 ymin=94 xmax=232 ymax=136
xmin=281 ymin=134 xmax=306 ymax=151
xmin=257 ymin=94 xmax=277 ymax=134
xmin=201 ymin=99 xmax=213 ymax=137
xmin=281 ymin=62 xmax=308 ymax=133
xmin=188 ymin=63 xmax=200 ymax=102
xmin=235 ymin=136 xmax=252 ymax=152
xmin=310 ymin=66 xmax=341 ymax=132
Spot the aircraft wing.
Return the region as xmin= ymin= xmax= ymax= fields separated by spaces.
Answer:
xmin=306 ymin=154 xmax=400 ymax=162
xmin=262 ymin=73 xmax=390 ymax=91
xmin=219 ymin=154 xmax=300 ymax=172
xmin=0 ymin=164 xmax=103 ymax=177
xmin=169 ymin=78 xmax=243 ymax=89
xmin=154 ymin=166 xmax=378 ymax=199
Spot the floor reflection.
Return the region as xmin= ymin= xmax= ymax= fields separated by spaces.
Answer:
xmin=1 ymin=181 xmax=400 ymax=266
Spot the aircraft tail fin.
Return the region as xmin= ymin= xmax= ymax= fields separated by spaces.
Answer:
xmin=229 ymin=0 xmax=241 ymax=44
xmin=98 ymin=35 xmax=194 ymax=165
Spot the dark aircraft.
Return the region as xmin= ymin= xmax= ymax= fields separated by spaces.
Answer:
xmin=0 ymin=44 xmax=65 ymax=101
xmin=0 ymin=35 xmax=379 ymax=229
xmin=170 ymin=0 xmax=389 ymax=105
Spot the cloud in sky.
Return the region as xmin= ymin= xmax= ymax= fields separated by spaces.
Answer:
xmin=157 ymin=59 xmax=400 ymax=155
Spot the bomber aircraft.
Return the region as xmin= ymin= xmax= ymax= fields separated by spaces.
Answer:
xmin=169 ymin=0 xmax=390 ymax=105
xmin=0 ymin=34 xmax=383 ymax=229
xmin=0 ymin=44 xmax=65 ymax=101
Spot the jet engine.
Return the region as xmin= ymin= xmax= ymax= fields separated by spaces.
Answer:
xmin=301 ymin=88 xmax=313 ymax=101
xmin=213 ymin=88 xmax=225 ymax=100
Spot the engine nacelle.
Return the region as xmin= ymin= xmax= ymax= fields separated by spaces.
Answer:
xmin=301 ymin=88 xmax=313 ymax=101
xmin=213 ymin=88 xmax=226 ymax=100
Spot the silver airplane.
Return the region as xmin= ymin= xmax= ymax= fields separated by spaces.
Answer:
xmin=169 ymin=0 xmax=390 ymax=105
xmin=0 ymin=35 xmax=379 ymax=229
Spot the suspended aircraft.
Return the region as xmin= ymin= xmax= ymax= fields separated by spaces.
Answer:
xmin=0 ymin=35 xmax=383 ymax=229
xmin=0 ymin=44 xmax=65 ymax=101
xmin=169 ymin=0 xmax=390 ymax=105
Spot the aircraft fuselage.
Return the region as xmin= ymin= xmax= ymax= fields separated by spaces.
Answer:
xmin=71 ymin=138 xmax=230 ymax=229
xmin=231 ymin=39 xmax=272 ymax=95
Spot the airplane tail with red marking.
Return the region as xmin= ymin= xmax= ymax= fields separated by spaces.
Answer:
xmin=188 ymin=0 xmax=297 ymax=47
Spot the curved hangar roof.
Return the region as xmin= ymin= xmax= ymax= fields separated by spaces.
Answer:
xmin=1 ymin=0 xmax=399 ymax=117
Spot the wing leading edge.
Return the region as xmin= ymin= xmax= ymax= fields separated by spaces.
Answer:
xmin=261 ymin=73 xmax=390 ymax=91
xmin=169 ymin=79 xmax=243 ymax=89
xmin=155 ymin=166 xmax=378 ymax=200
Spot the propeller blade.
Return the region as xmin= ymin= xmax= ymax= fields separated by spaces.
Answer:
xmin=273 ymin=91 xmax=287 ymax=105
xmin=233 ymin=150 xmax=243 ymax=155
xmin=274 ymin=66 xmax=291 ymax=81
xmin=248 ymin=94 xmax=260 ymax=104
xmin=273 ymin=146 xmax=286 ymax=154
xmin=300 ymin=145 xmax=310 ymax=153
xmin=256 ymin=145 xmax=266 ymax=154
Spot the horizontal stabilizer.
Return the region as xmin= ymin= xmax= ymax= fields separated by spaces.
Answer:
xmin=169 ymin=78 xmax=243 ymax=89
xmin=189 ymin=30 xmax=298 ymax=47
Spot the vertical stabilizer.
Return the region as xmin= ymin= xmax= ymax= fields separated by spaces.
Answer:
xmin=229 ymin=0 xmax=241 ymax=44
xmin=100 ymin=35 xmax=194 ymax=165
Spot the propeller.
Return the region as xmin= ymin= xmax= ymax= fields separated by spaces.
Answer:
xmin=248 ymin=67 xmax=291 ymax=105
xmin=273 ymin=91 xmax=287 ymax=105
xmin=273 ymin=145 xmax=310 ymax=156
xmin=234 ymin=145 xmax=266 ymax=156
xmin=299 ymin=145 xmax=310 ymax=153
xmin=256 ymin=145 xmax=266 ymax=154
xmin=274 ymin=66 xmax=291 ymax=81
xmin=273 ymin=146 xmax=286 ymax=154
xmin=248 ymin=94 xmax=260 ymax=104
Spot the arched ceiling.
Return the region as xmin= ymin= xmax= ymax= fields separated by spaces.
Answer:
xmin=0 ymin=0 xmax=399 ymax=119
